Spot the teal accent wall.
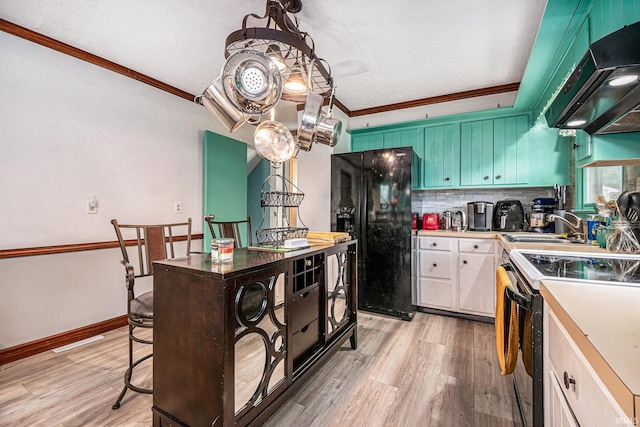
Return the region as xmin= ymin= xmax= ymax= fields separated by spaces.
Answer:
xmin=248 ymin=159 xmax=271 ymax=236
xmin=203 ymin=130 xmax=248 ymax=246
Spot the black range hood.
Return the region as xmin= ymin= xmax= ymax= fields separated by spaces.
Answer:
xmin=546 ymin=21 xmax=640 ymax=135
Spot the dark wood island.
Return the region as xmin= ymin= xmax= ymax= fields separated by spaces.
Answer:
xmin=151 ymin=241 xmax=357 ymax=427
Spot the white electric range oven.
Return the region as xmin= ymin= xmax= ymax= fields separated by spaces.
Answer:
xmin=503 ymin=249 xmax=640 ymax=427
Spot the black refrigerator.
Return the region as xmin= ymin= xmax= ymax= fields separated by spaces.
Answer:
xmin=331 ymin=147 xmax=415 ymax=320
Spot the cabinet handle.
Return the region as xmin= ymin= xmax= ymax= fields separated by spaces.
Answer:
xmin=432 ymin=242 xmax=437 ymax=247
xmin=300 ymin=291 xmax=310 ymax=298
xmin=444 ymin=177 xmax=450 ymax=181
xmin=305 ymin=259 xmax=312 ymax=267
xmin=563 ymin=371 xmax=576 ymax=389
xmin=473 ymin=244 xmax=479 ymax=249
xmin=433 ymin=263 xmax=437 ymax=267
xmin=484 ymin=175 xmax=489 ymax=180
xmin=495 ymin=175 xmax=502 ymax=180
xmin=462 ymin=260 xmax=468 ymax=265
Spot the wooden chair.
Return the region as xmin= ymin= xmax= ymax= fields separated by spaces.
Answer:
xmin=111 ymin=218 xmax=192 ymax=409
xmin=204 ymin=215 xmax=252 ymax=248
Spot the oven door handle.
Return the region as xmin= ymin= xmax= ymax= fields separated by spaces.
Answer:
xmin=500 ymin=262 xmax=533 ymax=311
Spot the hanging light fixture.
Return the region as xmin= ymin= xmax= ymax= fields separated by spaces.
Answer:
xmin=224 ymin=0 xmax=333 ymax=103
xmin=283 ymin=63 xmax=308 ymax=94
xmin=265 ymin=44 xmax=287 ymax=72
xmin=198 ymin=0 xmax=337 ymax=159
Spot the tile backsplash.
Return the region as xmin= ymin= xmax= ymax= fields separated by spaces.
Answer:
xmin=412 ymin=187 xmax=554 ymax=216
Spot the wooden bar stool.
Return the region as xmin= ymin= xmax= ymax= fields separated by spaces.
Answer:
xmin=111 ymin=218 xmax=192 ymax=409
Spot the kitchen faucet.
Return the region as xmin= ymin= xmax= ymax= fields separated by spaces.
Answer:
xmin=546 ymin=212 xmax=585 ymax=242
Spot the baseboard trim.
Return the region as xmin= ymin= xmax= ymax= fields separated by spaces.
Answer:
xmin=0 ymin=315 xmax=128 ymax=365
xmin=416 ymin=306 xmax=494 ymax=324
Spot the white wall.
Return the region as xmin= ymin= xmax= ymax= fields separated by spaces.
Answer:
xmin=0 ymin=32 xmax=255 ymax=348
xmin=295 ymin=106 xmax=351 ymax=232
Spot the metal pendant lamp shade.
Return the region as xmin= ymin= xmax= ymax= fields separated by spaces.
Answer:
xmin=254 ymin=120 xmax=297 ymax=163
xmin=283 ymin=63 xmax=308 ymax=95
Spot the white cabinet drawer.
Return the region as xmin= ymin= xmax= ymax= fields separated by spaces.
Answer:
xmin=418 ymin=278 xmax=453 ymax=309
xmin=419 ymin=251 xmax=452 ymax=279
xmin=548 ymin=312 xmax=625 ymax=427
xmin=418 ymin=237 xmax=454 ymax=251
xmin=458 ymin=239 xmax=494 ymax=254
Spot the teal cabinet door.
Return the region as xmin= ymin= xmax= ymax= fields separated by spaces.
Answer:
xmin=383 ymin=128 xmax=423 ymax=154
xmin=576 ymin=132 xmax=640 ymax=168
xmin=460 ymin=120 xmax=494 ymax=186
xmin=351 ymin=133 xmax=384 ymax=152
xmin=423 ymin=124 xmax=460 ymax=188
xmin=461 ymin=115 xmax=530 ymax=187
xmin=493 ymin=115 xmax=529 ymax=185
xmin=574 ymin=130 xmax=592 ymax=162
xmin=527 ymin=124 xmax=570 ymax=186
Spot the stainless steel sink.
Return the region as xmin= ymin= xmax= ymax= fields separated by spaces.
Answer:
xmin=502 ymin=233 xmax=578 ymax=244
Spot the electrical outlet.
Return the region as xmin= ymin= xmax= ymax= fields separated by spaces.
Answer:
xmin=174 ymin=201 xmax=182 ymax=214
xmin=87 ymin=195 xmax=99 ymax=214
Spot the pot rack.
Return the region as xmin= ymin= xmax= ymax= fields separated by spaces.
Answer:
xmin=224 ymin=0 xmax=333 ymax=102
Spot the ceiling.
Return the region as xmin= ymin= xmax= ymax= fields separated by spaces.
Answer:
xmin=0 ymin=0 xmax=547 ymax=121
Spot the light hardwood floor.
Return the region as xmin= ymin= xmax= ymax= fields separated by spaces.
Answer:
xmin=0 ymin=312 xmax=522 ymax=426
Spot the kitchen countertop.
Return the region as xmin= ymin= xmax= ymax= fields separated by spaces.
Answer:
xmin=415 ymin=230 xmax=609 ymax=253
xmin=416 ymin=229 xmax=498 ymax=239
xmin=541 ymin=279 xmax=640 ymax=419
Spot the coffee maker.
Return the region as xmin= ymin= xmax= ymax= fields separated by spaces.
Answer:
xmin=467 ymin=201 xmax=493 ymax=231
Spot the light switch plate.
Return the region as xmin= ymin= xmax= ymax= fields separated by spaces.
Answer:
xmin=87 ymin=195 xmax=98 ymax=214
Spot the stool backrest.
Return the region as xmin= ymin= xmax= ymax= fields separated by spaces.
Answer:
xmin=204 ymin=216 xmax=252 ymax=248
xmin=112 ymin=218 xmax=192 ymax=278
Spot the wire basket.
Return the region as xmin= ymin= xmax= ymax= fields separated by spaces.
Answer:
xmin=260 ymin=174 xmax=304 ymax=207
xmin=255 ymin=227 xmax=308 ymax=246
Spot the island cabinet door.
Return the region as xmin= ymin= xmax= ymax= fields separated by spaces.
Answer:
xmin=153 ymin=267 xmax=227 ymax=427
xmin=324 ymin=243 xmax=357 ymax=344
xmin=233 ymin=265 xmax=289 ymax=425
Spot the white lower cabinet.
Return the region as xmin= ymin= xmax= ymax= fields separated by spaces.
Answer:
xmin=411 ymin=235 xmax=416 ymax=306
xmin=418 ymin=237 xmax=454 ymax=310
xmin=545 ymin=310 xmax=626 ymax=427
xmin=548 ymin=370 xmax=579 ymax=427
xmin=417 ymin=236 xmax=496 ymax=317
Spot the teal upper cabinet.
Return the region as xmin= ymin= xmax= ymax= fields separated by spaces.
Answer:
xmin=460 ymin=120 xmax=494 ymax=186
xmin=493 ymin=115 xmax=529 ymax=186
xmin=460 ymin=115 xmax=529 ymax=187
xmin=574 ymin=130 xmax=592 ymax=162
xmin=351 ymin=133 xmax=384 ymax=152
xmin=351 ymin=128 xmax=423 ymax=188
xmin=526 ymin=122 xmax=570 ymax=186
xmin=383 ymin=128 xmax=424 ymax=155
xmin=423 ymin=124 xmax=460 ymax=188
xmin=383 ymin=128 xmax=424 ymax=189
xmin=576 ymin=132 xmax=640 ymax=168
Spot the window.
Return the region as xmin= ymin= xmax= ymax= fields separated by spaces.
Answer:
xmin=582 ymin=166 xmax=623 ymax=205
